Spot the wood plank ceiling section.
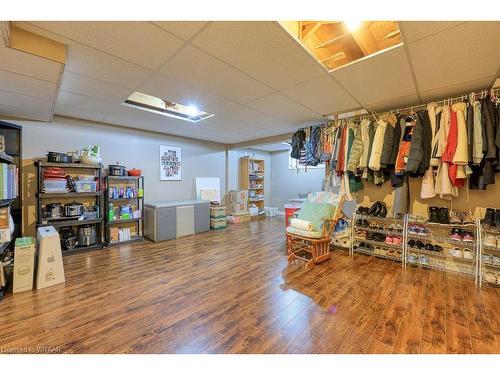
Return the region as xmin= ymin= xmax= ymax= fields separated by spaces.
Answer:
xmin=283 ymin=21 xmax=402 ymax=70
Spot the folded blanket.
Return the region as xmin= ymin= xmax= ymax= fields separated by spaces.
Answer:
xmin=290 ymin=218 xmax=314 ymax=231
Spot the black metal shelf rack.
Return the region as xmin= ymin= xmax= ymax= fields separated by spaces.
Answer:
xmin=104 ymin=175 xmax=144 ymax=246
xmin=35 ymin=160 xmax=104 ymax=254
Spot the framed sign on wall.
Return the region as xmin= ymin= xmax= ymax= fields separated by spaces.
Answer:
xmin=160 ymin=145 xmax=182 ymax=181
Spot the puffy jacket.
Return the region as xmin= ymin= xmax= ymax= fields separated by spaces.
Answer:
xmin=368 ymin=119 xmax=388 ymax=171
xmin=346 ymin=125 xmax=364 ymax=173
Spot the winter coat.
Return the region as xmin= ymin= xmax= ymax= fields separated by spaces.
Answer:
xmin=466 ymin=104 xmax=474 ymax=163
xmin=346 ymin=125 xmax=364 ymax=173
xmin=436 ymin=106 xmax=450 ymax=158
xmin=358 ymin=119 xmax=371 ymax=169
xmin=452 ymin=102 xmax=468 ymax=165
xmin=472 ymin=101 xmax=483 ymax=165
xmin=368 ymin=119 xmax=388 ymax=171
xmin=482 ymin=98 xmax=496 ymax=160
xmin=427 ymin=103 xmax=440 ymax=166
xmin=389 ymin=115 xmax=404 ymax=166
xmin=335 ymin=126 xmax=347 ymax=176
xmin=406 ymin=114 xmax=424 ymax=173
xmin=379 ymin=122 xmax=395 ymax=167
xmin=417 ymin=109 xmax=432 ymax=174
xmin=395 ymin=118 xmax=415 ymax=175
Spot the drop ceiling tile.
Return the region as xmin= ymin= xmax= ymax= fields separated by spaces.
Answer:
xmin=54 ymin=103 xmax=107 ymax=123
xmin=57 ymin=90 xmax=116 ymax=114
xmin=400 ymin=21 xmax=465 ymax=43
xmin=420 ymin=76 xmax=495 ymax=103
xmin=282 ymin=74 xmax=360 ymax=115
xmin=246 ymin=92 xmax=321 ymax=124
xmin=160 ymin=45 xmax=274 ymax=104
xmin=138 ymin=73 xmax=238 ymax=113
xmin=0 ymin=89 xmax=53 ymax=112
xmin=227 ymin=106 xmax=288 ymax=129
xmin=331 ymin=45 xmax=416 ymax=106
xmin=152 ymin=21 xmax=208 ymax=40
xmin=364 ymin=94 xmax=420 ymax=113
xmin=65 ymin=43 xmax=151 ymax=88
xmin=0 ymin=103 xmax=52 ymax=121
xmin=60 ymin=72 xmax=131 ymax=102
xmin=29 ymin=21 xmax=185 ymax=69
xmin=0 ymin=70 xmax=58 ymax=100
xmin=191 ymin=21 xmax=325 ymax=90
xmin=408 ymin=22 xmax=500 ymax=92
xmin=0 ymin=43 xmax=63 ymax=83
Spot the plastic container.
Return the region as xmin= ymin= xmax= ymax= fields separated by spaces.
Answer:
xmin=74 ymin=181 xmax=97 ymax=193
xmin=43 ymin=178 xmax=67 ymax=190
xmin=264 ymin=207 xmax=278 ymax=217
xmin=83 ymin=211 xmax=98 ymax=220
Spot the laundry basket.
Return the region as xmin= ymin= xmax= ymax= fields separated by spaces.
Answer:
xmin=264 ymin=207 xmax=278 ymax=217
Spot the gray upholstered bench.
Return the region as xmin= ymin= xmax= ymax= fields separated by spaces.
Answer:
xmin=144 ymin=200 xmax=210 ymax=242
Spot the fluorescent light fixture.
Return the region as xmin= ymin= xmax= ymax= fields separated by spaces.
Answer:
xmin=122 ymin=91 xmax=214 ymax=123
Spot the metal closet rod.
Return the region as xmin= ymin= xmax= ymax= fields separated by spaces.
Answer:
xmin=342 ymin=87 xmax=500 ymax=123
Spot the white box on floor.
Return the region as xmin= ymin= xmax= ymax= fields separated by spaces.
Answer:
xmin=12 ymin=237 xmax=35 ymax=293
xmin=36 ymin=226 xmax=65 ymax=290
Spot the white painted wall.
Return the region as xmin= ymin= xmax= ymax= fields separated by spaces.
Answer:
xmin=270 ymin=150 xmax=324 ymax=208
xmin=19 ymin=116 xmax=227 ymax=203
xmin=227 ymin=148 xmax=271 ymax=205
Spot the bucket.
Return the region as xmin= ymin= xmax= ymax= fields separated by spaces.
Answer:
xmin=284 ymin=204 xmax=301 ymax=226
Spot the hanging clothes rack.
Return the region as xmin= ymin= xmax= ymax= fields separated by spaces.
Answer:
xmin=331 ymin=87 xmax=500 ymax=125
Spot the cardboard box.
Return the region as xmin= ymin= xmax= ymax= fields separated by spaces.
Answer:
xmin=227 ymin=201 xmax=248 ymax=215
xmin=227 ymin=211 xmax=250 ymax=224
xmin=227 ymin=190 xmax=248 ymax=203
xmin=36 ymin=226 xmax=65 ymax=290
xmin=13 ymin=237 xmax=35 ymax=293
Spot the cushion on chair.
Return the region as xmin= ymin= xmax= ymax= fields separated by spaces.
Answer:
xmin=296 ymin=202 xmax=333 ymax=231
xmin=286 ymin=226 xmax=323 ymax=239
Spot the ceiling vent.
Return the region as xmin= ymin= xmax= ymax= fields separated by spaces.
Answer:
xmin=122 ymin=91 xmax=214 ymax=123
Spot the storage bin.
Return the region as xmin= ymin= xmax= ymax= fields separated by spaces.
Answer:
xmin=74 ymin=181 xmax=97 ymax=193
xmin=264 ymin=207 xmax=278 ymax=217
xmin=43 ymin=178 xmax=67 ymax=190
xmin=83 ymin=211 xmax=98 ymax=220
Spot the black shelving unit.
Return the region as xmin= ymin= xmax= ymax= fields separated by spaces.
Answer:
xmin=104 ymin=175 xmax=144 ymax=246
xmin=35 ymin=160 xmax=104 ymax=254
xmin=0 ymin=120 xmax=21 ymax=301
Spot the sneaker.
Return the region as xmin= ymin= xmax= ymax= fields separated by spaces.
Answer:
xmin=424 ymin=243 xmax=434 ymax=252
xmin=385 ymin=235 xmax=394 ymax=244
xmin=484 ymin=235 xmax=497 ymax=247
xmin=438 ymin=207 xmax=451 ymax=224
xmin=434 ymin=245 xmax=443 ymax=252
xmin=450 ymin=228 xmax=462 ymax=241
xmin=463 ymin=249 xmax=474 ymax=259
xmin=462 ymin=231 xmax=474 ymax=242
xmin=407 ymin=239 xmax=416 ymax=248
xmin=493 ymin=256 xmax=500 ymax=267
xmin=450 ymin=248 xmax=463 ymax=258
xmin=392 ymin=236 xmax=402 ymax=245
xmin=408 ymin=225 xmax=418 ymax=235
xmin=416 ymin=240 xmax=425 ymax=249
xmin=482 ymin=254 xmax=493 ymax=264
xmin=407 ymin=254 xmax=417 ymax=264
xmin=462 ymin=212 xmax=475 ymax=225
xmin=418 ymin=226 xmax=430 ymax=236
xmin=419 ymin=255 xmax=429 ymax=265
xmin=450 ymin=211 xmax=463 ymax=225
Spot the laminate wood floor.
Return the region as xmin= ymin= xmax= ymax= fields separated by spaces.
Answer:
xmin=0 ymin=218 xmax=498 ymax=354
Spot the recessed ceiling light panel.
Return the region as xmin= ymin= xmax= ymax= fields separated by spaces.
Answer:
xmin=122 ymin=91 xmax=214 ymax=123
